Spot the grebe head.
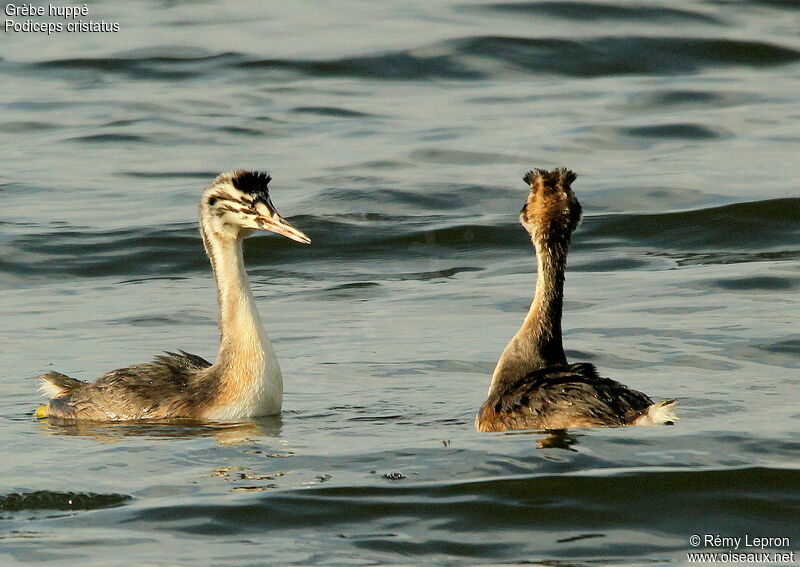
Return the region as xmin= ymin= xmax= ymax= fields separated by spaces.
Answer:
xmin=519 ymin=167 xmax=582 ymax=244
xmin=200 ymin=170 xmax=310 ymax=244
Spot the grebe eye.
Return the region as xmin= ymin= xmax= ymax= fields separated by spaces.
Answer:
xmin=208 ymin=197 xmax=217 ymax=206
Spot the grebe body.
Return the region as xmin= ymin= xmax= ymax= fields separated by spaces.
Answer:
xmin=476 ymin=168 xmax=676 ymax=432
xmin=36 ymin=170 xmax=310 ymax=421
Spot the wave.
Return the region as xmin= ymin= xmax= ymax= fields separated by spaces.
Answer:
xmin=0 ymin=490 xmax=130 ymax=512
xmin=585 ymin=197 xmax=800 ymax=251
xmin=470 ymin=1 xmax=724 ymax=25
xmin=24 ymin=35 xmax=800 ymax=82
xmin=449 ymin=35 xmax=800 ymax=77
xmin=618 ymin=123 xmax=726 ymax=140
xmin=2 ymin=198 xmax=797 ymax=281
xmin=122 ymin=466 xmax=799 ymax=548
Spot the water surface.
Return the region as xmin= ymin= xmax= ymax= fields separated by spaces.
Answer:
xmin=2 ymin=1 xmax=800 ymax=565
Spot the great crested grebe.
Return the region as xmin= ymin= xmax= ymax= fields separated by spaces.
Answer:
xmin=36 ymin=170 xmax=310 ymax=422
xmin=476 ymin=168 xmax=676 ymax=432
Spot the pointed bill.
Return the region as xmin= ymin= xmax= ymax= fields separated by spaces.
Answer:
xmin=258 ymin=213 xmax=311 ymax=244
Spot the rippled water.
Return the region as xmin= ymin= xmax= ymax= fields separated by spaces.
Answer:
xmin=2 ymin=1 xmax=800 ymax=565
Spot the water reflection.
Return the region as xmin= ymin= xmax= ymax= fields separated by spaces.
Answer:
xmin=504 ymin=428 xmax=582 ymax=451
xmin=35 ymin=416 xmax=282 ymax=444
xmin=536 ymin=429 xmax=580 ymax=451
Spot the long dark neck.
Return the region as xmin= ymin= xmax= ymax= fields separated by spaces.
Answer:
xmin=488 ymin=233 xmax=570 ymax=395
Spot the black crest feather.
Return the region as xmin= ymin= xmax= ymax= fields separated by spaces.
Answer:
xmin=523 ymin=167 xmax=577 ymax=188
xmin=230 ymin=170 xmax=272 ymax=202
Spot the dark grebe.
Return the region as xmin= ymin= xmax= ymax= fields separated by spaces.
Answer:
xmin=476 ymin=168 xmax=676 ymax=432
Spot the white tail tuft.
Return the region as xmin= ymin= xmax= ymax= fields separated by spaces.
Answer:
xmin=633 ymin=399 xmax=678 ymax=426
xmin=38 ymin=378 xmax=65 ymax=398
xmin=37 ymin=371 xmax=79 ymax=399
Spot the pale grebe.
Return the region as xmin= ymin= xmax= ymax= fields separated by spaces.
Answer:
xmin=476 ymin=168 xmax=676 ymax=432
xmin=36 ymin=170 xmax=310 ymax=422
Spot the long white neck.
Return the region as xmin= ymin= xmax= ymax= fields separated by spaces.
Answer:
xmin=200 ymin=220 xmax=282 ymax=419
xmin=488 ymin=235 xmax=568 ymax=396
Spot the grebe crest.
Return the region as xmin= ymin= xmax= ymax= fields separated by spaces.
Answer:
xmin=201 ymin=170 xmax=310 ymax=244
xmin=520 ymin=168 xmax=582 ymax=246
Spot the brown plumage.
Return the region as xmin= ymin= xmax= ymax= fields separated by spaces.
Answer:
xmin=478 ymin=362 xmax=675 ymax=431
xmin=39 ymin=352 xmax=214 ymax=420
xmin=476 ymin=168 xmax=676 ymax=432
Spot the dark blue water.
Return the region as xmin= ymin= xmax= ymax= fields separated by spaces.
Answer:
xmin=2 ymin=1 xmax=800 ymax=565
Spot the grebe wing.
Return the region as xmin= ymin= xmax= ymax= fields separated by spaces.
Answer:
xmin=479 ymin=363 xmax=654 ymax=430
xmin=42 ymin=351 xmax=213 ymax=420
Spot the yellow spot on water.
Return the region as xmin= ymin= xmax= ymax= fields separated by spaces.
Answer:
xmin=35 ymin=405 xmax=48 ymax=418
